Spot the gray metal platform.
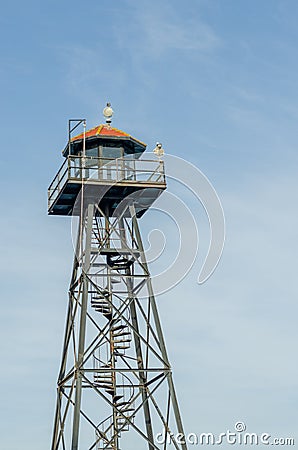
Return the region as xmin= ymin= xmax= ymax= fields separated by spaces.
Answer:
xmin=48 ymin=156 xmax=166 ymax=217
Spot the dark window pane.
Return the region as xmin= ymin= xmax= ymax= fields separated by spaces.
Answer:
xmin=101 ymin=147 xmax=123 ymax=159
xmin=86 ymin=147 xmax=98 ymax=157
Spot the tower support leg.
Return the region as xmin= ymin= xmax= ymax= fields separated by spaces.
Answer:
xmin=71 ymin=203 xmax=94 ymax=450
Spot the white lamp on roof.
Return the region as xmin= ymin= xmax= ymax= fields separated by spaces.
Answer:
xmin=103 ymin=102 xmax=114 ymax=126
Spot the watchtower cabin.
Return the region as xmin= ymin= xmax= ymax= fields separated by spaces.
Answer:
xmin=48 ymin=114 xmax=166 ymax=218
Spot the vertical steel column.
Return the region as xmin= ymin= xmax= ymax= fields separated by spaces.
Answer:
xmin=71 ymin=203 xmax=94 ymax=450
xmin=51 ymin=216 xmax=82 ymax=450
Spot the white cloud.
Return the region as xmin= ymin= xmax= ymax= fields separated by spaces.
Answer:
xmin=114 ymin=1 xmax=221 ymax=57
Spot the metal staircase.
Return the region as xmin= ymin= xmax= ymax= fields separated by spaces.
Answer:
xmin=91 ymin=292 xmax=112 ymax=316
xmin=92 ymin=288 xmax=135 ymax=441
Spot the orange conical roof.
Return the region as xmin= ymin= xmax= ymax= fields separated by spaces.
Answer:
xmin=71 ymin=124 xmax=146 ymax=147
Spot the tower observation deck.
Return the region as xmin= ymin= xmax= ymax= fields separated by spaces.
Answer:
xmin=48 ymin=107 xmax=187 ymax=450
xmin=48 ymin=122 xmax=166 ymax=217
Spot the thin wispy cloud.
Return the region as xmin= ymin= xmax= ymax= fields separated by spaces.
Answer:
xmin=57 ymin=1 xmax=221 ymax=100
xmin=56 ymin=44 xmax=126 ymax=97
xmin=114 ymin=1 xmax=221 ymax=57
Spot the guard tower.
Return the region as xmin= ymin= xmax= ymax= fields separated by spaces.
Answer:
xmin=48 ymin=105 xmax=187 ymax=450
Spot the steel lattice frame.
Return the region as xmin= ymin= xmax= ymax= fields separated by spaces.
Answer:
xmin=51 ymin=201 xmax=187 ymax=450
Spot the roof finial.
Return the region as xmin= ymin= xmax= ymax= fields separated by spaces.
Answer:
xmin=103 ymin=102 xmax=114 ymax=126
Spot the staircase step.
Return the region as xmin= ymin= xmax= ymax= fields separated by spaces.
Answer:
xmin=111 ymin=324 xmax=127 ymax=332
xmin=117 ymin=418 xmax=129 ymax=424
xmin=92 ymin=290 xmax=109 ymax=298
xmin=111 ymin=278 xmax=121 ymax=283
xmin=116 ymin=414 xmax=134 ymax=419
xmin=91 ymin=298 xmax=112 ymax=314
xmin=94 ymin=376 xmax=113 ymax=382
xmin=91 ymin=299 xmax=108 ymax=302
xmin=116 ymin=418 xmax=130 ymax=431
xmin=94 ymin=309 xmax=112 ymax=315
xmin=113 ymin=333 xmax=131 ymax=339
xmin=115 ymin=401 xmax=130 ymax=407
xmin=93 ymin=306 xmax=111 ymax=311
xmin=91 ymin=297 xmax=109 ymax=302
xmin=92 ymin=304 xmax=111 ymax=309
xmin=93 ymin=305 xmax=111 ymax=310
xmin=105 ymin=389 xmax=115 ymax=395
xmin=112 ymin=331 xmax=131 ymax=337
xmin=91 ymin=295 xmax=106 ymax=300
xmin=94 ymin=382 xmax=114 ymax=388
xmin=115 ymin=337 xmax=131 ymax=342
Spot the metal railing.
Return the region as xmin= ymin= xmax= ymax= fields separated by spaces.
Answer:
xmin=48 ymin=156 xmax=165 ymax=208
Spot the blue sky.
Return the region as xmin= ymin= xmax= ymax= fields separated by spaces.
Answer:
xmin=0 ymin=0 xmax=298 ymax=448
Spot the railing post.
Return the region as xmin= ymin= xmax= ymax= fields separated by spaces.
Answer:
xmin=68 ymin=156 xmax=71 ymax=180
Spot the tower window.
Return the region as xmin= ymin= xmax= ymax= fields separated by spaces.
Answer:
xmin=101 ymin=146 xmax=123 ymax=159
xmin=86 ymin=146 xmax=99 ymax=157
